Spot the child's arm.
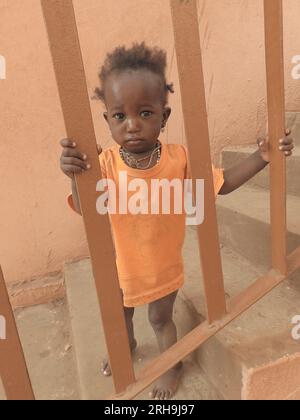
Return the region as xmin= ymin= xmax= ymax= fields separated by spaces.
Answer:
xmin=219 ymin=129 xmax=294 ymax=195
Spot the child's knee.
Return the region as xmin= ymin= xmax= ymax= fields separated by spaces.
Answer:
xmin=148 ymin=307 xmax=171 ymax=330
xmin=148 ymin=291 xmax=178 ymax=330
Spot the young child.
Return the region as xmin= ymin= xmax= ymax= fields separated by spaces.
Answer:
xmin=60 ymin=42 xmax=294 ymax=400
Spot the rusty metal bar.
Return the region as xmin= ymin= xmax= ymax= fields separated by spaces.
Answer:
xmin=40 ymin=0 xmax=135 ymax=394
xmin=264 ymin=0 xmax=287 ymax=275
xmin=109 ymin=244 xmax=300 ymax=400
xmin=0 ymin=265 xmax=35 ymax=400
xmin=170 ymin=0 xmax=227 ymax=323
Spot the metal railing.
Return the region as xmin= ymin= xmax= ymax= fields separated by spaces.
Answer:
xmin=1 ymin=0 xmax=299 ymax=400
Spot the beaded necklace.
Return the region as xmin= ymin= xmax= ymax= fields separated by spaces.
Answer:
xmin=119 ymin=141 xmax=161 ymax=169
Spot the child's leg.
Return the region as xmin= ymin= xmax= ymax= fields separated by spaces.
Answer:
xmin=101 ymin=305 xmax=136 ymax=376
xmin=148 ymin=291 xmax=182 ymax=400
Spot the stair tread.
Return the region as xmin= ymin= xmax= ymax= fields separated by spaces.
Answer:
xmin=64 ymin=258 xmax=221 ymax=400
xmin=63 ymin=230 xmax=300 ymax=399
xmin=182 ymin=228 xmax=300 ymax=368
xmin=217 ymin=185 xmax=300 ymax=236
xmin=222 ymin=144 xmax=300 ymax=157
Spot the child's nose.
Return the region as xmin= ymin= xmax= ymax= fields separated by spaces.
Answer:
xmin=127 ymin=118 xmax=140 ymax=132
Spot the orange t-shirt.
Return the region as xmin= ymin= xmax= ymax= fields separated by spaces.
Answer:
xmin=68 ymin=143 xmax=224 ymax=307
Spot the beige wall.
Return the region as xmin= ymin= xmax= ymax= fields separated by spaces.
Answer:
xmin=0 ymin=0 xmax=300 ymax=286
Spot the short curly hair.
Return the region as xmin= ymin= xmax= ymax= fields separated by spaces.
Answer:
xmin=93 ymin=42 xmax=174 ymax=106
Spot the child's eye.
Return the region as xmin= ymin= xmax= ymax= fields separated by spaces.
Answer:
xmin=141 ymin=111 xmax=153 ymax=118
xmin=112 ymin=111 xmax=152 ymax=120
xmin=113 ymin=113 xmax=125 ymax=120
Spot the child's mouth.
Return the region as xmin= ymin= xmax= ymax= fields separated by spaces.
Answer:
xmin=125 ymin=139 xmax=144 ymax=148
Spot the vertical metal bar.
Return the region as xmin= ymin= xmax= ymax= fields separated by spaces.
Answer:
xmin=170 ymin=0 xmax=226 ymax=323
xmin=0 ymin=266 xmax=35 ymax=400
xmin=264 ymin=0 xmax=287 ymax=275
xmin=40 ymin=0 xmax=135 ymax=393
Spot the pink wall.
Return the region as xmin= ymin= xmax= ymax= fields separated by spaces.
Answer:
xmin=0 ymin=0 xmax=300 ymax=286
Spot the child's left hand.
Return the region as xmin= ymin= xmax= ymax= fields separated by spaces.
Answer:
xmin=257 ymin=129 xmax=294 ymax=163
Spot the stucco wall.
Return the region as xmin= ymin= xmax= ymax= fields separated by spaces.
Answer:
xmin=0 ymin=0 xmax=299 ymax=286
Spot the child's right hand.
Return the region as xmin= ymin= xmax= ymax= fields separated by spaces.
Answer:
xmin=60 ymin=138 xmax=102 ymax=180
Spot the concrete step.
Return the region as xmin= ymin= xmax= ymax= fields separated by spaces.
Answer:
xmin=177 ymin=227 xmax=300 ymax=400
xmin=216 ymin=185 xmax=300 ymax=271
xmin=221 ymin=112 xmax=300 ymax=196
xmin=222 ymin=145 xmax=300 ymax=197
xmin=63 ymin=258 xmax=222 ymax=400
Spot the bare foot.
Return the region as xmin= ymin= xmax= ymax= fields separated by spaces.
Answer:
xmin=100 ymin=338 xmax=137 ymax=377
xmin=149 ymin=362 xmax=183 ymax=400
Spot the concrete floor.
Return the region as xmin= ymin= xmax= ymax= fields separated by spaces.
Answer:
xmin=0 ymin=299 xmax=80 ymax=400
xmin=0 ymin=297 xmax=220 ymax=400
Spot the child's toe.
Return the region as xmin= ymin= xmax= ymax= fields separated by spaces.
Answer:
xmin=155 ymin=390 xmax=162 ymax=400
xmin=149 ymin=388 xmax=157 ymax=399
xmin=165 ymin=390 xmax=171 ymax=400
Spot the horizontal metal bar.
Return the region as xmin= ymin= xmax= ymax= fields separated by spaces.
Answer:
xmin=287 ymin=244 xmax=300 ymax=275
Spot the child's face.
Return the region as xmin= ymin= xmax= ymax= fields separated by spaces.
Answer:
xmin=103 ymin=69 xmax=171 ymax=153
